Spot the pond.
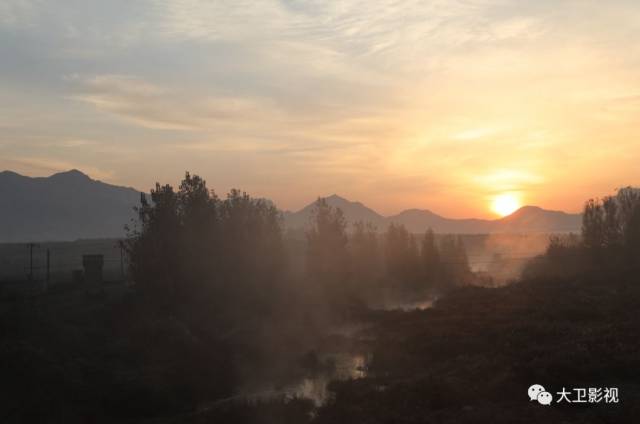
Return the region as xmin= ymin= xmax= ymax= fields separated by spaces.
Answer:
xmin=241 ymin=352 xmax=370 ymax=406
xmin=199 ymin=299 xmax=433 ymax=413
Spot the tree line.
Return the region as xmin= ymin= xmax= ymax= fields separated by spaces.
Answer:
xmin=524 ymin=186 xmax=640 ymax=279
xmin=124 ymin=173 xmax=474 ymax=323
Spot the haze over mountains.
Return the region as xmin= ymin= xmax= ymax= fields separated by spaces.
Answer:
xmin=284 ymin=194 xmax=582 ymax=234
xmin=0 ymin=170 xmax=582 ymax=242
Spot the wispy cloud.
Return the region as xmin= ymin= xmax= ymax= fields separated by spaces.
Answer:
xmin=70 ymin=74 xmax=282 ymax=131
xmin=0 ymin=0 xmax=41 ymax=29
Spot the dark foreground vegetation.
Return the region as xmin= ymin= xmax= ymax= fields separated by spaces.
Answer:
xmin=1 ymin=176 xmax=639 ymax=423
xmin=315 ymin=270 xmax=640 ymax=423
xmin=3 ymin=262 xmax=638 ymax=423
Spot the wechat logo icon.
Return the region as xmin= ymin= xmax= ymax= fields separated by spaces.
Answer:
xmin=528 ymin=384 xmax=553 ymax=405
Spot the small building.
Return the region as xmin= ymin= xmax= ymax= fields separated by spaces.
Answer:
xmin=82 ymin=254 xmax=104 ymax=285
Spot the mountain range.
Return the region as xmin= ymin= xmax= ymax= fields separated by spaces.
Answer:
xmin=284 ymin=194 xmax=582 ymax=234
xmin=0 ymin=170 xmax=582 ymax=242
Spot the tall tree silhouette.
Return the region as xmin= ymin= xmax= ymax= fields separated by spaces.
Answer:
xmin=125 ymin=172 xmax=284 ymax=316
xmin=421 ymin=227 xmax=442 ymax=289
xmin=440 ymin=234 xmax=471 ymax=287
xmin=384 ymin=223 xmax=421 ymax=291
xmin=305 ymin=198 xmax=350 ymax=283
xmin=582 ymin=187 xmax=640 ymax=259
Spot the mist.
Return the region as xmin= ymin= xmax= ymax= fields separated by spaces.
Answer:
xmin=2 ymin=175 xmax=640 ymax=423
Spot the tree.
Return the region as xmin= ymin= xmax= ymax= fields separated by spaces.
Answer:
xmin=219 ymin=189 xmax=285 ymax=306
xmin=616 ymin=187 xmax=640 ymax=231
xmin=305 ymin=198 xmax=350 ymax=283
xmin=126 ymin=183 xmax=182 ymax=304
xmin=526 ymin=187 xmax=640 ymax=280
xmin=384 ymin=223 xmax=421 ymax=290
xmin=582 ymin=198 xmax=605 ymax=250
xmin=582 ymin=187 xmax=640 ymax=258
xmin=349 ymin=220 xmax=381 ymax=285
xmin=616 ymin=187 xmax=640 ymax=259
xmin=124 ymin=172 xmax=285 ymax=316
xmin=624 ymin=204 xmax=640 ymax=261
xmin=421 ymin=228 xmax=442 ymax=289
xmin=602 ymin=196 xmax=621 ymax=247
xmin=439 ymin=234 xmax=471 ymax=287
xmin=178 ymin=172 xmax=219 ymax=298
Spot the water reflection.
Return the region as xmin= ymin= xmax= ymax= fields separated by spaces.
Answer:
xmin=377 ymin=298 xmax=435 ymax=311
xmin=395 ymin=299 xmax=433 ymax=311
xmin=243 ymin=352 xmax=369 ymax=406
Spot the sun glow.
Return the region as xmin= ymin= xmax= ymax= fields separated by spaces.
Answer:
xmin=491 ymin=193 xmax=520 ymax=217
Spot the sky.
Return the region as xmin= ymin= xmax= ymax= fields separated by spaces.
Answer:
xmin=1 ymin=0 xmax=639 ymax=218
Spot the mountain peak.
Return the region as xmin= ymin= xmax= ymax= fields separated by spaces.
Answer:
xmin=288 ymin=194 xmax=386 ymax=229
xmin=322 ymin=194 xmax=368 ymax=209
xmin=506 ymin=205 xmax=542 ymax=216
xmin=503 ymin=205 xmax=570 ymax=219
xmin=0 ymin=170 xmax=22 ymax=178
xmin=396 ymin=208 xmax=437 ymax=216
xmin=325 ymin=194 xmax=349 ymax=202
xmin=49 ymin=169 xmax=91 ymax=181
xmin=517 ymin=205 xmax=542 ymax=211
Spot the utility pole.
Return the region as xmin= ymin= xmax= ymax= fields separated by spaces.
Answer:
xmin=117 ymin=240 xmax=125 ymax=282
xmin=120 ymin=245 xmax=125 ymax=281
xmin=27 ymin=243 xmax=39 ymax=281
xmin=45 ymin=248 xmax=51 ymax=290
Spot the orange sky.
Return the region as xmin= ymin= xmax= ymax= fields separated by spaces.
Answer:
xmin=1 ymin=1 xmax=639 ymax=218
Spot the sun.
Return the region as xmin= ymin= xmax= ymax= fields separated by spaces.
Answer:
xmin=491 ymin=193 xmax=520 ymax=217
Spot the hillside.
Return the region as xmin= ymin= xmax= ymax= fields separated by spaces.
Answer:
xmin=0 ymin=170 xmax=141 ymax=242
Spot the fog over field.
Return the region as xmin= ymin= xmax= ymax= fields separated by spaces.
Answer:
xmin=2 ymin=1 xmax=640 ymax=423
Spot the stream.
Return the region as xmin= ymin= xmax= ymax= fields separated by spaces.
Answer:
xmin=199 ymin=296 xmax=434 ymax=413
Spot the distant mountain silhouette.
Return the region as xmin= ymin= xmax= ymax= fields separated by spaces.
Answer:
xmin=493 ymin=205 xmax=581 ymax=233
xmin=386 ymin=208 xmax=493 ymax=233
xmin=0 ymin=170 xmax=582 ymax=241
xmin=283 ymin=195 xmax=387 ymax=229
xmin=0 ymin=170 xmax=141 ymax=242
xmin=284 ymin=195 xmax=582 ymax=234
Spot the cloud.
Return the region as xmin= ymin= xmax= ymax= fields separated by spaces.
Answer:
xmin=0 ymin=0 xmax=41 ymax=29
xmin=55 ymin=139 xmax=99 ymax=148
xmin=70 ymin=74 xmax=282 ymax=131
xmin=70 ymin=75 xmax=195 ymax=130
xmin=151 ymin=0 xmax=546 ymax=76
xmin=68 ymin=71 xmax=400 ymax=157
xmin=474 ymin=169 xmax=545 ymax=193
